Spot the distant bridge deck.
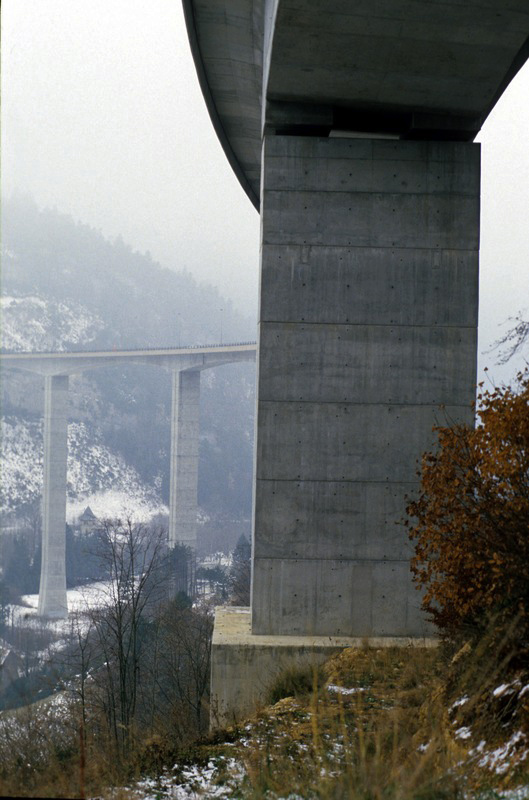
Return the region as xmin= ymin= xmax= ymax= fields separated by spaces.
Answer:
xmin=0 ymin=342 xmax=257 ymax=376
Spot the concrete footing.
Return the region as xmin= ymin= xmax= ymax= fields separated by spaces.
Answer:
xmin=210 ymin=606 xmax=437 ymax=729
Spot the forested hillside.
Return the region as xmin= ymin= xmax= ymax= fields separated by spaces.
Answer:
xmin=1 ymin=194 xmax=256 ymax=550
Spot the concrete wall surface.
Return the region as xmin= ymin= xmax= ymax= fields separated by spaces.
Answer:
xmin=251 ymin=135 xmax=480 ymax=637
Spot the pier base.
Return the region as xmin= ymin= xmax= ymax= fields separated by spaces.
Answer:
xmin=210 ymin=606 xmax=436 ymax=729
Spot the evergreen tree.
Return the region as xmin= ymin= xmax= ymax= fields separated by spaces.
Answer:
xmin=229 ymin=534 xmax=251 ymax=606
xmin=4 ymin=536 xmax=33 ymax=596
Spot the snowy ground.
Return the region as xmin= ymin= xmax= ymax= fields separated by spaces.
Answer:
xmin=67 ymin=489 xmax=167 ymax=524
xmin=8 ymin=581 xmax=111 ymax=638
xmin=129 ymin=758 xmax=247 ymax=800
xmin=20 ymin=581 xmax=110 ymax=615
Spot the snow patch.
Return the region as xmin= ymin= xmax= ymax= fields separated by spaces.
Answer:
xmin=493 ymin=682 xmax=518 ymax=698
xmin=450 ymin=695 xmax=469 ymax=711
xmin=130 ymin=757 xmax=246 ymax=799
xmin=67 ymin=490 xmax=166 ymax=524
xmin=327 ymin=684 xmax=366 ymax=696
xmin=478 ymin=731 xmax=528 ymax=774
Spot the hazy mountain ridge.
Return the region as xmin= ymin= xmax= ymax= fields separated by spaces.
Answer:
xmin=1 ymin=194 xmax=253 ymax=350
xmin=0 ymin=195 xmax=256 ymax=535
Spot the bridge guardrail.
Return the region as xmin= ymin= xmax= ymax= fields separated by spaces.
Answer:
xmin=0 ymin=341 xmax=257 ymax=357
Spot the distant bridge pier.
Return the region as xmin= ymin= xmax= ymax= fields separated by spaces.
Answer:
xmin=169 ymin=370 xmax=201 ymax=591
xmin=38 ymin=374 xmax=69 ymax=619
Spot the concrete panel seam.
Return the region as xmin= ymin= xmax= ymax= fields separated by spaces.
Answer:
xmin=259 ymin=320 xmax=478 ymax=329
xmin=264 ymin=188 xmax=480 ymax=198
xmin=255 ymin=478 xmax=419 ymax=485
xmin=260 ymin=241 xmax=479 ymax=252
xmin=257 ymin=399 xmax=474 ymax=409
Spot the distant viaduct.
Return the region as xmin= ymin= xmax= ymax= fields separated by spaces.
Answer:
xmin=1 ymin=343 xmax=256 ymax=617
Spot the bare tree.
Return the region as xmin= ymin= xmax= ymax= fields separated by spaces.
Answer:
xmin=87 ymin=518 xmax=168 ymax=759
xmin=61 ymin=611 xmax=97 ymax=743
xmin=491 ymin=311 xmax=529 ymax=364
xmin=23 ymin=517 xmax=215 ymax=773
xmin=155 ymin=599 xmax=213 ymax=738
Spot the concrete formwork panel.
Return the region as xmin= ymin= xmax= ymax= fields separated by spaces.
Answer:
xmin=263 ymin=191 xmax=479 ymax=249
xmin=252 ymin=558 xmax=424 ymax=636
xmin=253 ymin=480 xmax=415 ymax=560
xmin=256 ymin=402 xmax=469 ymax=482
xmin=259 ymin=323 xmax=477 ymax=404
xmin=252 ymin=135 xmax=480 ymax=637
xmin=260 ymin=245 xmax=478 ymax=326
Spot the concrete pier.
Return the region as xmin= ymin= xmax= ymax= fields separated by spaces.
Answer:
xmin=251 ymin=136 xmax=480 ymax=638
xmin=38 ymin=374 xmax=69 ymax=618
xmin=182 ymin=0 xmax=529 ymax=726
xmin=168 ymin=369 xmax=201 ymax=549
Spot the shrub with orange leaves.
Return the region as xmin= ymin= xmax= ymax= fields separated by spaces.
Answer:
xmin=407 ymin=372 xmax=529 ymax=640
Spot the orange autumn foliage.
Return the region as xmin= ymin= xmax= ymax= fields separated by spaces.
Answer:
xmin=407 ymin=372 xmax=529 ymax=637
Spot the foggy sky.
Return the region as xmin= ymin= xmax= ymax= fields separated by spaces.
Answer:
xmin=2 ymin=0 xmax=529 ymax=383
xmin=2 ymin=0 xmax=260 ymax=314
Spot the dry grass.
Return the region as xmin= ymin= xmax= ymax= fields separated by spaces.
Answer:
xmin=0 ymin=694 xmax=142 ymax=798
xmin=231 ymin=645 xmax=457 ymax=799
xmin=2 ymin=633 xmax=528 ymax=798
xmin=195 ymin=640 xmax=529 ymax=799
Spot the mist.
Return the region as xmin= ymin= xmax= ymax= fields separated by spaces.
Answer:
xmin=2 ymin=0 xmax=529 ymax=381
xmin=2 ymin=0 xmax=259 ymax=314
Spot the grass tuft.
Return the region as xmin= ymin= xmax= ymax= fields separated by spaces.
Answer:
xmin=266 ymin=662 xmax=325 ymax=705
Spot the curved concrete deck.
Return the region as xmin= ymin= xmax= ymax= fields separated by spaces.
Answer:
xmin=184 ymin=0 xmax=529 ymax=208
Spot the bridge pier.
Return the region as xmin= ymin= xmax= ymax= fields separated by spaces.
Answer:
xmin=38 ymin=374 xmax=69 ymax=618
xmin=211 ymin=135 xmax=480 ymax=724
xmin=169 ymin=369 xmax=201 ymax=550
xmin=251 ymin=135 xmax=480 ymax=637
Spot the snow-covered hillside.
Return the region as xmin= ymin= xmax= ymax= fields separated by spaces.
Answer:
xmin=0 ymin=290 xmax=167 ymax=522
xmin=1 ymin=416 xmax=166 ymax=522
xmin=1 ymin=293 xmax=103 ymax=352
